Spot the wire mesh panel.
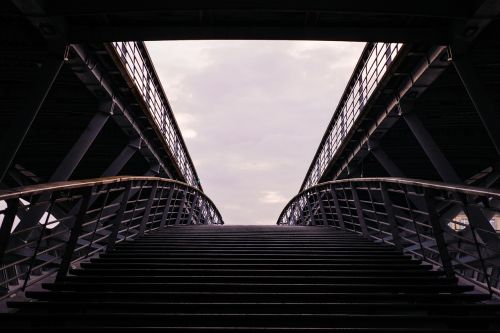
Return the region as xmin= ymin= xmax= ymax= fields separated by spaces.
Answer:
xmin=302 ymin=43 xmax=403 ymax=190
xmin=278 ymin=177 xmax=500 ymax=296
xmin=0 ymin=176 xmax=223 ymax=299
xmin=110 ymin=42 xmax=199 ymax=188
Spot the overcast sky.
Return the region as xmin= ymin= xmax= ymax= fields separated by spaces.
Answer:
xmin=146 ymin=41 xmax=364 ymax=225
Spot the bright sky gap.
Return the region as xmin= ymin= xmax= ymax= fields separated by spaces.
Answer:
xmin=146 ymin=41 xmax=365 ymax=225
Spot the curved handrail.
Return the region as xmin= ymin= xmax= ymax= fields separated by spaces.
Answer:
xmin=0 ymin=176 xmax=218 ymax=212
xmin=278 ymin=177 xmax=500 ymax=296
xmin=0 ymin=177 xmax=223 ymax=300
xmin=283 ymin=177 xmax=500 ymax=222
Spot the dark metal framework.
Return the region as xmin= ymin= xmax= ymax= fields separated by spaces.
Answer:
xmin=278 ymin=178 xmax=500 ymax=296
xmin=109 ymin=42 xmax=200 ymax=188
xmin=301 ymin=43 xmax=403 ymax=190
xmin=0 ymin=176 xmax=223 ymax=299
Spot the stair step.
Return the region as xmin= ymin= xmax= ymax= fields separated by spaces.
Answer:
xmin=6 ymin=226 xmax=495 ymax=331
xmin=8 ymin=301 xmax=500 ymax=315
xmin=90 ymin=255 xmax=415 ymax=263
xmin=80 ymin=262 xmax=432 ymax=270
xmin=1 ymin=312 xmax=499 ymax=328
xmin=42 ymin=282 xmax=475 ymax=293
xmin=61 ymin=275 xmax=457 ymax=285
xmin=25 ymin=290 xmax=492 ymax=303
xmin=70 ymin=268 xmax=446 ymax=277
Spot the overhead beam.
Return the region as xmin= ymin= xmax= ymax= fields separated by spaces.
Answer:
xmin=101 ymin=137 xmax=141 ymax=177
xmin=371 ymin=146 xmax=406 ymax=178
xmin=39 ymin=0 xmax=476 ymax=17
xmin=403 ymin=111 xmax=462 ymax=184
xmin=68 ymin=25 xmax=450 ymax=43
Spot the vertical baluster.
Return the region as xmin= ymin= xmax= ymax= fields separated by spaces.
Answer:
xmin=56 ymin=187 xmax=92 ymax=282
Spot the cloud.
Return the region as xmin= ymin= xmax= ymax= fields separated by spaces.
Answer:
xmin=146 ymin=40 xmax=364 ymax=225
xmin=260 ymin=191 xmax=288 ymax=204
xmin=182 ymin=129 xmax=197 ymax=139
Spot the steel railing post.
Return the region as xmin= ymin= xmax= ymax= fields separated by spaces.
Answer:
xmin=138 ymin=181 xmax=158 ymax=236
xmin=351 ymin=183 xmax=369 ymax=237
xmin=106 ymin=182 xmax=132 ymax=251
xmin=0 ymin=199 xmax=20 ymax=270
xmin=330 ymin=186 xmax=345 ymax=230
xmin=56 ymin=188 xmax=92 ymax=282
xmin=380 ymin=183 xmax=403 ymax=250
xmin=423 ymin=189 xmax=455 ymax=279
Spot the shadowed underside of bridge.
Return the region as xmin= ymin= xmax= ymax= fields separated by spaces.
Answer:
xmin=2 ymin=225 xmax=500 ymax=332
xmin=2 ymin=0 xmax=500 ymax=331
xmin=1 ymin=1 xmax=490 ymax=43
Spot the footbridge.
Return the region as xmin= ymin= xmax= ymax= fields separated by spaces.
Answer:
xmin=1 ymin=0 xmax=500 ymax=331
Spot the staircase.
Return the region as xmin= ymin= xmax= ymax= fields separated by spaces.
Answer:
xmin=2 ymin=225 xmax=500 ymax=331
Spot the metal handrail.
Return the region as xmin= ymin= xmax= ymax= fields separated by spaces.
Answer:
xmin=0 ymin=176 xmax=223 ymax=300
xmin=301 ymin=42 xmax=404 ymax=191
xmin=109 ymin=42 xmax=200 ymax=188
xmin=278 ymin=177 xmax=500 ymax=297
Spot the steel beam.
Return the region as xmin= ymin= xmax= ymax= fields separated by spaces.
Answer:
xmin=0 ymin=200 xmax=19 ymax=274
xmin=175 ymin=191 xmax=187 ymax=225
xmin=403 ymin=111 xmax=462 ymax=183
xmin=101 ymin=137 xmax=141 ymax=177
xmin=0 ymin=52 xmax=65 ymax=182
xmin=330 ymin=188 xmax=345 ymax=230
xmin=159 ymin=185 xmax=175 ymax=228
xmin=350 ymin=185 xmax=369 ymax=237
xmin=56 ymin=188 xmax=92 ymax=282
xmin=138 ymin=182 xmax=158 ymax=236
xmin=371 ymin=147 xmax=406 ymax=177
xmin=423 ymin=192 xmax=456 ymax=278
xmin=49 ymin=106 xmax=111 ymax=182
xmin=106 ymin=182 xmax=132 ymax=252
xmin=14 ymin=107 xmax=111 ymax=233
xmin=379 ymin=183 xmax=402 ymax=249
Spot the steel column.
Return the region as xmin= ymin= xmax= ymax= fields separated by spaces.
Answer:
xmin=175 ymin=191 xmax=187 ymax=225
xmin=380 ymin=183 xmax=402 ymax=249
xmin=403 ymin=111 xmax=461 ymax=183
xmin=317 ymin=190 xmax=329 ymax=226
xmin=0 ymin=200 xmax=20 ymax=274
xmin=330 ymin=187 xmax=345 ymax=229
xmin=187 ymin=191 xmax=199 ymax=225
xmin=351 ymin=184 xmax=369 ymax=236
xmin=159 ymin=185 xmax=175 ymax=228
xmin=423 ymin=190 xmax=455 ymax=278
xmin=56 ymin=188 xmax=92 ymax=282
xmin=306 ymin=194 xmax=316 ymax=226
xmin=138 ymin=181 xmax=158 ymax=236
xmin=106 ymin=182 xmax=132 ymax=251
xmin=0 ymin=52 xmax=65 ymax=182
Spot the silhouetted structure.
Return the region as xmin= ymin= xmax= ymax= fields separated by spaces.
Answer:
xmin=1 ymin=1 xmax=500 ymax=331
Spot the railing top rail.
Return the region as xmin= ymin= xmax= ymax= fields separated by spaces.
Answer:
xmin=281 ymin=177 xmax=500 ymax=223
xmin=0 ymin=176 xmax=212 ymax=203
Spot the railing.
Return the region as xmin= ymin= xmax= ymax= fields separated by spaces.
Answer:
xmin=301 ymin=43 xmax=404 ymax=191
xmin=0 ymin=176 xmax=223 ymax=299
xmin=110 ymin=42 xmax=199 ymax=188
xmin=278 ymin=178 xmax=500 ymax=296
